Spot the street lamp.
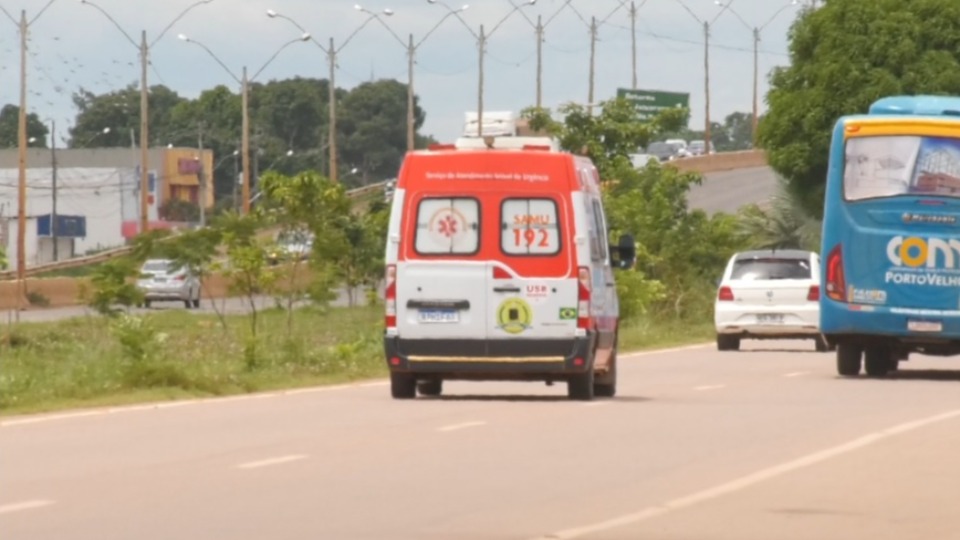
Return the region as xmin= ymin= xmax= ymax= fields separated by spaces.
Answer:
xmin=178 ymin=32 xmax=310 ymax=215
xmin=0 ymin=0 xmax=58 ymax=318
xmin=672 ymin=0 xmax=730 ymax=153
xmin=267 ymin=5 xmax=392 ymax=183
xmin=80 ymin=0 xmax=214 ymax=237
xmin=714 ymin=0 xmax=799 ymax=145
xmin=358 ymin=2 xmax=468 ymax=150
xmin=430 ymin=0 xmax=536 ymax=136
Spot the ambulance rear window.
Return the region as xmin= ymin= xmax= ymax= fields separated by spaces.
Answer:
xmin=501 ymin=198 xmax=561 ymax=256
xmin=414 ymin=197 xmax=480 ymax=255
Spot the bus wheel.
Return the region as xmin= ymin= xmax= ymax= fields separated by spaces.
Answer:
xmin=836 ymin=344 xmax=862 ymax=377
xmin=568 ymin=369 xmax=595 ymax=401
xmin=390 ymin=373 xmax=416 ymax=399
xmin=416 ymin=379 xmax=443 ymax=397
xmin=864 ymin=346 xmax=890 ymax=378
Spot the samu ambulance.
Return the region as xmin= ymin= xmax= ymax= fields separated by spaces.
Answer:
xmin=382 ymin=135 xmax=636 ymax=400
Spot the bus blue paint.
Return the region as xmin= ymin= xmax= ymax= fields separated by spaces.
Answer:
xmin=820 ymin=95 xmax=960 ymax=375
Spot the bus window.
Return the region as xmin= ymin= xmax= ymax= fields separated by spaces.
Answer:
xmin=845 ymin=135 xmax=960 ymax=201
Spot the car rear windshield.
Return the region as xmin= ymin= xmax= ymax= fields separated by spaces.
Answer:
xmin=730 ymin=258 xmax=811 ymax=280
xmin=142 ymin=261 xmax=170 ymax=272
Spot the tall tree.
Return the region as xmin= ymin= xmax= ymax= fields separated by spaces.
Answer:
xmin=69 ymin=84 xmax=186 ymax=148
xmin=337 ymin=79 xmax=423 ymax=185
xmin=759 ymin=0 xmax=960 ymax=218
xmin=0 ymin=105 xmax=49 ymax=148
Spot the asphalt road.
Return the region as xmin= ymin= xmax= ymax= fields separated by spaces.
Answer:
xmin=3 ymin=340 xmax=959 ymax=540
xmin=688 ymin=166 xmax=779 ymax=214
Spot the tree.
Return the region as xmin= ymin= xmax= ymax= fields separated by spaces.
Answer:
xmin=337 ymin=79 xmax=424 ymax=184
xmin=737 ymin=180 xmax=822 ymax=252
xmin=759 ymin=0 xmax=960 ymax=218
xmin=0 ymin=105 xmax=49 ymax=148
xmin=69 ymin=84 xmax=186 ymax=148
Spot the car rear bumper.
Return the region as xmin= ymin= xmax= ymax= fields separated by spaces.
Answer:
xmin=715 ymin=304 xmax=819 ymax=337
xmin=139 ymin=287 xmax=189 ymax=301
xmin=383 ymin=334 xmax=597 ymax=381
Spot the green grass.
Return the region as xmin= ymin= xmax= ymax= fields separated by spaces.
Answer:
xmin=0 ymin=307 xmax=713 ymax=416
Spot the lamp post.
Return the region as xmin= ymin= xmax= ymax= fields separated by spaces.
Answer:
xmin=0 ymin=0 xmax=58 ymax=317
xmin=431 ymin=0 xmax=536 ymax=136
xmin=357 ymin=2 xmax=468 ymax=151
xmin=714 ymin=0 xmax=799 ymax=146
xmin=673 ymin=0 xmax=730 ymax=153
xmin=79 ymin=0 xmax=215 ymax=237
xmin=266 ymin=5 xmax=391 ymax=182
xmin=178 ymin=32 xmax=310 ymax=214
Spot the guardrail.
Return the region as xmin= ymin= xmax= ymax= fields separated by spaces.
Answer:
xmin=0 ymin=180 xmax=394 ymax=281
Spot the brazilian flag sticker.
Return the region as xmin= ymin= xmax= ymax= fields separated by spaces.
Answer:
xmin=559 ymin=307 xmax=577 ymax=320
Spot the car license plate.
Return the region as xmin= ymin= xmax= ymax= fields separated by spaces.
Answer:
xmin=154 ymin=277 xmax=167 ymax=283
xmin=757 ymin=313 xmax=784 ymax=324
xmin=908 ymin=320 xmax=942 ymax=332
xmin=418 ymin=309 xmax=459 ymax=323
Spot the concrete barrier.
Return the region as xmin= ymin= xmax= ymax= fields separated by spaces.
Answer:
xmin=668 ymin=150 xmax=768 ymax=174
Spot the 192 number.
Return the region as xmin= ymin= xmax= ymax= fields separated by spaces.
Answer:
xmin=513 ymin=228 xmax=550 ymax=247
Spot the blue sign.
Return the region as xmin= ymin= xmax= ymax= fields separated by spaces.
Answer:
xmin=37 ymin=214 xmax=87 ymax=238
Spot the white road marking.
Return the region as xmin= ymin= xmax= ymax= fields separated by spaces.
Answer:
xmin=0 ymin=500 xmax=55 ymax=515
xmin=1 ymin=343 xmax=707 ymax=428
xmin=694 ymin=384 xmax=726 ymax=391
xmin=237 ymin=454 xmax=308 ymax=470
xmin=784 ymin=371 xmax=810 ymax=378
xmin=528 ymin=408 xmax=960 ymax=540
xmin=438 ymin=421 xmax=487 ymax=432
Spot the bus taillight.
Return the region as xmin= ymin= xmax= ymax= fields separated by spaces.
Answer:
xmin=825 ymin=245 xmax=846 ymax=302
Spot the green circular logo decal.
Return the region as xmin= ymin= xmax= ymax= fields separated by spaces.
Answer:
xmin=497 ymin=297 xmax=533 ymax=334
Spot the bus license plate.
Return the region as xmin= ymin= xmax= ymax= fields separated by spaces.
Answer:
xmin=757 ymin=313 xmax=784 ymax=324
xmin=908 ymin=320 xmax=942 ymax=332
xmin=418 ymin=309 xmax=459 ymax=324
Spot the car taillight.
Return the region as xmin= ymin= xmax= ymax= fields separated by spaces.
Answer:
xmin=385 ymin=264 xmax=397 ymax=328
xmin=174 ymin=274 xmax=186 ymax=281
xmin=825 ymin=244 xmax=845 ymax=302
xmin=717 ymin=286 xmax=734 ymax=301
xmin=578 ymin=267 xmax=591 ymax=330
xmin=807 ymin=284 xmax=820 ymax=301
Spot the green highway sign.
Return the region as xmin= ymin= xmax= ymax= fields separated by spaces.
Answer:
xmin=616 ymin=88 xmax=690 ymax=121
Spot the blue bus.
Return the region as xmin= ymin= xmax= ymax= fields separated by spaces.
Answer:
xmin=821 ymin=95 xmax=960 ymax=377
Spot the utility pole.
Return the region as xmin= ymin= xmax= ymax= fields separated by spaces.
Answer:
xmin=406 ymin=34 xmax=415 ymax=151
xmin=477 ymin=24 xmax=485 ymax=136
xmin=588 ymin=16 xmax=597 ymax=115
xmin=328 ymin=37 xmax=338 ymax=182
xmin=535 ymin=15 xmax=544 ymax=108
xmin=703 ymin=21 xmax=712 ymax=154
xmin=630 ymin=1 xmax=638 ymax=89
xmin=197 ymin=123 xmax=206 ymax=227
xmin=752 ymin=26 xmax=760 ymax=146
xmin=50 ymin=120 xmax=59 ymax=262
xmin=16 ymin=10 xmax=27 ymax=317
xmin=139 ymin=30 xmax=150 ymax=236
xmin=232 ymin=149 xmax=240 ymax=212
xmin=241 ymin=66 xmax=251 ymax=214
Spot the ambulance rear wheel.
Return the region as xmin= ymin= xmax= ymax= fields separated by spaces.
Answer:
xmin=416 ymin=379 xmax=443 ymax=397
xmin=593 ymin=350 xmax=617 ymax=398
xmin=568 ymin=369 xmax=595 ymax=401
xmin=390 ymin=372 xmax=416 ymax=399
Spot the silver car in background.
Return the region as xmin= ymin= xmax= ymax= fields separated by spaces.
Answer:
xmin=136 ymin=259 xmax=201 ymax=309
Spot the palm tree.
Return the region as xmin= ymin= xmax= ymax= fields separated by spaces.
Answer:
xmin=738 ymin=178 xmax=822 ymax=252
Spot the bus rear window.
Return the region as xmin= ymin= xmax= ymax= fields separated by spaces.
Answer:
xmin=501 ymin=198 xmax=561 ymax=256
xmin=731 ymin=258 xmax=811 ymax=280
xmin=845 ymin=135 xmax=960 ymax=201
xmin=414 ymin=197 xmax=480 ymax=255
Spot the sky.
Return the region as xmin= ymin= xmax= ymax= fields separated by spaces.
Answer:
xmin=0 ymin=0 xmax=805 ymax=146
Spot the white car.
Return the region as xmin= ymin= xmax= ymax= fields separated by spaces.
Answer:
xmin=714 ymin=249 xmax=828 ymax=351
xmin=136 ymin=259 xmax=201 ymax=309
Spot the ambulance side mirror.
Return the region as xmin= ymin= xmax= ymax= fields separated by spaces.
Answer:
xmin=611 ymin=234 xmax=636 ymax=270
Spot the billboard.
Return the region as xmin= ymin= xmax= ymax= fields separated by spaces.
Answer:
xmin=617 ymin=88 xmax=690 ymax=121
